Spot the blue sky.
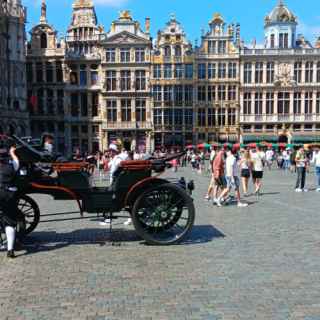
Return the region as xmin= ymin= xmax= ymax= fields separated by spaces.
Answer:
xmin=23 ymin=0 xmax=320 ymax=45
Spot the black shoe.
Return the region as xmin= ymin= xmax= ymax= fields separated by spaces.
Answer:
xmin=7 ymin=250 xmax=15 ymax=259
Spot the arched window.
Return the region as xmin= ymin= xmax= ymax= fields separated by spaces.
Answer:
xmin=164 ymin=46 xmax=171 ymax=57
xmin=40 ymin=32 xmax=47 ymax=49
xmin=175 ymin=45 xmax=182 ymax=57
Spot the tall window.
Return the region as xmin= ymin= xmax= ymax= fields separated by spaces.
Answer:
xmin=56 ymin=61 xmax=63 ymax=82
xmin=208 ymin=85 xmax=216 ymax=102
xmin=135 ymin=70 xmax=146 ymax=91
xmin=79 ymin=65 xmax=87 ymax=86
xmin=305 ymin=91 xmax=313 ymax=114
xmin=266 ymin=62 xmax=274 ymax=83
xmin=244 ymin=63 xmax=252 ymax=84
xmin=218 ymin=85 xmax=226 ymax=101
xmin=106 ymin=48 xmax=116 ymax=62
xmin=217 ymin=108 xmax=226 ymax=126
xmin=92 ymin=93 xmax=99 ymax=117
xmin=294 ymin=92 xmax=301 ymax=114
xmin=218 ymin=63 xmax=226 ymax=79
xmin=228 ymin=85 xmax=237 ymax=101
xmin=40 ymin=33 xmax=47 ymax=49
xmin=185 ymin=64 xmax=193 ymax=79
xmin=164 ymin=46 xmax=171 ymax=57
xmin=317 ymin=62 xmax=320 ymax=82
xmin=184 ymin=85 xmax=193 ymax=106
xmin=57 ymin=90 xmax=64 ymax=115
xmin=197 ymin=108 xmax=206 ymax=126
xmin=228 ymin=62 xmax=237 ymax=79
xmin=316 ymin=92 xmax=320 ymax=114
xmin=164 ymin=109 xmax=173 ymax=125
xmin=197 ymin=86 xmax=206 ymax=102
xmin=164 ymin=85 xmax=173 ymax=106
xmin=71 ymin=93 xmax=79 ymax=117
xmin=208 ymin=41 xmax=217 ymax=54
xmin=120 ymin=70 xmax=131 ymax=91
xmin=120 ymin=48 xmax=130 ymax=62
xmin=174 ymin=109 xmax=183 ymax=126
xmin=106 ymin=71 xmax=116 ymax=91
xmin=154 ymin=109 xmax=162 ymax=125
xmin=47 ymin=89 xmax=54 ymax=115
xmin=243 ymin=92 xmax=251 ymax=114
xmin=174 ymin=85 xmax=183 ymax=106
xmin=208 ymin=108 xmax=216 ymax=126
xmin=228 ymin=109 xmax=236 ymax=126
xmin=26 ymin=63 xmax=33 ymax=83
xmin=136 ymin=99 xmax=146 ymax=122
xmin=279 ymin=33 xmax=288 ymax=48
xmin=90 ymin=64 xmax=98 ymax=86
xmin=270 ymin=34 xmax=275 ymax=48
xmin=184 ymin=109 xmax=193 ymax=126
xmin=198 ymin=63 xmax=206 ymax=79
xmin=153 ymin=85 xmax=162 ymax=105
xmin=255 ymin=62 xmax=263 ymax=83
xmin=107 ymin=101 xmax=117 ymax=121
xmin=46 ymin=62 xmax=53 ymax=83
xmin=153 ymin=65 xmax=161 ymax=79
xmin=305 ymin=62 xmax=314 ymax=83
xmin=121 ymin=99 xmax=131 ymax=121
xmin=174 ymin=64 xmax=183 ymax=79
xmin=266 ymin=92 xmax=274 ymax=114
xmin=36 ymin=62 xmax=43 ymax=83
xmin=175 ymin=45 xmax=182 ymax=57
xmin=277 ymin=92 xmax=290 ymax=114
xmin=135 ymin=48 xmax=145 ymax=62
xmin=164 ymin=64 xmax=172 ymax=79
xmin=81 ymin=93 xmax=88 ymax=117
xmin=208 ymin=63 xmax=216 ymax=79
xmin=254 ymin=93 xmax=263 ymax=115
xmin=218 ymin=41 xmax=226 ymax=54
xmin=294 ymin=62 xmax=302 ymax=83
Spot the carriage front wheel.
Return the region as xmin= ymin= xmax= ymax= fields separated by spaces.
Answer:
xmin=17 ymin=195 xmax=40 ymax=234
xmin=131 ymin=183 xmax=195 ymax=245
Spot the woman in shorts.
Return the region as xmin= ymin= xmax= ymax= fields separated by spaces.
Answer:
xmin=239 ymin=150 xmax=252 ymax=196
xmin=251 ymin=147 xmax=265 ymax=195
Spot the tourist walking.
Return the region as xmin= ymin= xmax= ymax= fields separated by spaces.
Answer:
xmin=311 ymin=148 xmax=320 ymax=191
xmin=212 ymin=148 xmax=227 ymax=204
xmin=265 ymin=148 xmax=274 ymax=170
xmin=216 ymin=149 xmax=248 ymax=207
xmin=239 ymin=149 xmax=252 ymax=196
xmin=251 ymin=146 xmax=265 ymax=195
xmin=295 ymin=147 xmax=309 ymax=192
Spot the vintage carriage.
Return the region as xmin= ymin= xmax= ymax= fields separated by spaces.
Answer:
xmin=1 ymin=136 xmax=195 ymax=246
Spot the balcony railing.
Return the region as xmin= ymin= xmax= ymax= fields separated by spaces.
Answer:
xmin=242 ymin=48 xmax=320 ymax=56
xmin=101 ymin=122 xmax=153 ymax=130
xmin=240 ymin=114 xmax=320 ymax=123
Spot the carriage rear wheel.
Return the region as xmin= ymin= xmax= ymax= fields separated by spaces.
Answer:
xmin=17 ymin=195 xmax=40 ymax=234
xmin=131 ymin=183 xmax=195 ymax=245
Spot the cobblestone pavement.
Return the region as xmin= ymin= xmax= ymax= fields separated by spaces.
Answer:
xmin=1 ymin=167 xmax=320 ymax=320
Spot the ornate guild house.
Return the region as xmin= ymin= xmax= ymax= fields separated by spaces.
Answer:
xmin=24 ymin=0 xmax=320 ymax=152
xmin=0 ymin=0 xmax=28 ymax=136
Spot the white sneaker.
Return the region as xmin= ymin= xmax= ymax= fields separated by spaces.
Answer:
xmin=303 ymin=188 xmax=308 ymax=192
xmin=295 ymin=188 xmax=302 ymax=192
xmin=99 ymin=219 xmax=111 ymax=226
xmin=316 ymin=188 xmax=320 ymax=192
xmin=237 ymin=202 xmax=248 ymax=208
xmin=216 ymin=199 xmax=223 ymax=207
xmin=204 ymin=195 xmax=210 ymax=201
xmin=123 ymin=218 xmax=132 ymax=226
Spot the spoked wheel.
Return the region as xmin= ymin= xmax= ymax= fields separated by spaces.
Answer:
xmin=131 ymin=183 xmax=195 ymax=245
xmin=17 ymin=195 xmax=40 ymax=234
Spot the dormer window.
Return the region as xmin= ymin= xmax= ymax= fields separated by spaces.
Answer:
xmin=164 ymin=46 xmax=171 ymax=57
xmin=270 ymin=34 xmax=275 ymax=48
xmin=40 ymin=32 xmax=47 ymax=49
xmin=279 ymin=33 xmax=289 ymax=48
xmin=175 ymin=45 xmax=182 ymax=57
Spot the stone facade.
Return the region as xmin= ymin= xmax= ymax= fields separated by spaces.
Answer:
xmin=26 ymin=0 xmax=320 ymax=153
xmin=0 ymin=0 xmax=28 ymax=136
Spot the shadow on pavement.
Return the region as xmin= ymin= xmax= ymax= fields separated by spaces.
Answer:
xmin=19 ymin=225 xmax=224 ymax=256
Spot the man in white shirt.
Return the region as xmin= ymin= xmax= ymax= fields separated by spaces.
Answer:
xmin=251 ymin=147 xmax=265 ymax=195
xmin=265 ymin=148 xmax=274 ymax=170
xmin=216 ymin=149 xmax=248 ymax=207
